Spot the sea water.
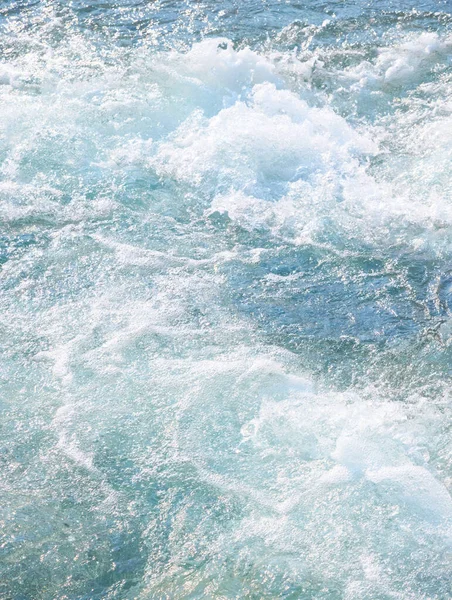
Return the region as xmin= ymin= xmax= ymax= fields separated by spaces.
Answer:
xmin=1 ymin=1 xmax=452 ymax=598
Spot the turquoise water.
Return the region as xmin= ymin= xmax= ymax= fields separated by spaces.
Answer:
xmin=1 ymin=1 xmax=452 ymax=598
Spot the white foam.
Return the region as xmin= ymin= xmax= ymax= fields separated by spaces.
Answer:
xmin=162 ymin=38 xmax=281 ymax=95
xmin=154 ymin=80 xmax=375 ymax=193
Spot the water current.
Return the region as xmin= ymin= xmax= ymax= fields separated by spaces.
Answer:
xmin=1 ymin=1 xmax=452 ymax=598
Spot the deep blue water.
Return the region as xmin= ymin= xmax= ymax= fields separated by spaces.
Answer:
xmin=1 ymin=1 xmax=452 ymax=598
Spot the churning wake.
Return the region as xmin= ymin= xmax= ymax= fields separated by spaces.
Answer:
xmin=1 ymin=1 xmax=452 ymax=599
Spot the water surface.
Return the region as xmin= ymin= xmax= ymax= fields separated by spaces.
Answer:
xmin=1 ymin=1 xmax=452 ymax=598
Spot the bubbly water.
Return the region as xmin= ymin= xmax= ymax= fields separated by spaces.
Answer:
xmin=1 ymin=1 xmax=452 ymax=598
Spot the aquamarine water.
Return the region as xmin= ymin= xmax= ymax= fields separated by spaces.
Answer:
xmin=1 ymin=1 xmax=452 ymax=598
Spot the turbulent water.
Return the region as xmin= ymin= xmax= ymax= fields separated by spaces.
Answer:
xmin=1 ymin=0 xmax=452 ymax=598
